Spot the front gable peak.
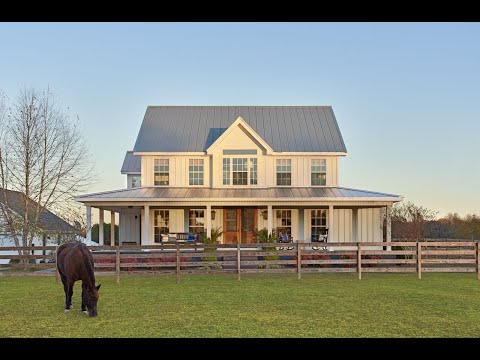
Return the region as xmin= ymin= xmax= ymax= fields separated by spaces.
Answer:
xmin=206 ymin=117 xmax=274 ymax=154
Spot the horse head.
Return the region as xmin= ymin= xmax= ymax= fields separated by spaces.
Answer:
xmin=82 ymin=284 xmax=101 ymax=317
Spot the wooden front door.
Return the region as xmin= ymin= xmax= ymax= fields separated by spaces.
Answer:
xmin=223 ymin=208 xmax=257 ymax=244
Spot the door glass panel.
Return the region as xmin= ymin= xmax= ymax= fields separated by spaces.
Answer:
xmin=242 ymin=208 xmax=255 ymax=231
xmin=226 ymin=209 xmax=237 ymax=231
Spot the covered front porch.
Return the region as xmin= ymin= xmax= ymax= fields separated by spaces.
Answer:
xmin=76 ymin=187 xmax=401 ymax=246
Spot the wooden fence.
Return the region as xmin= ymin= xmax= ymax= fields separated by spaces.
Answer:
xmin=0 ymin=241 xmax=479 ymax=282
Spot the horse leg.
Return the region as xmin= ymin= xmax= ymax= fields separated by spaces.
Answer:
xmin=81 ymin=285 xmax=87 ymax=314
xmin=65 ymin=281 xmax=74 ymax=312
xmin=60 ymin=274 xmax=72 ymax=312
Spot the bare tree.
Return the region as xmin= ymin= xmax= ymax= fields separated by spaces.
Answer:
xmin=390 ymin=201 xmax=438 ymax=240
xmin=0 ymin=87 xmax=93 ymax=258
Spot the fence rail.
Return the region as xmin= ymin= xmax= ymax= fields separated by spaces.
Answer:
xmin=0 ymin=240 xmax=479 ymax=282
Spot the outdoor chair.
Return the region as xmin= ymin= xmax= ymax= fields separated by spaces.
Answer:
xmin=312 ymin=229 xmax=328 ymax=250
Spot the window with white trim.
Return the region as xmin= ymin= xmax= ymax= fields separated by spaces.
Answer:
xmin=275 ymin=210 xmax=292 ymax=237
xmin=189 ymin=159 xmax=204 ymax=186
xmin=222 ymin=157 xmax=257 ymax=186
xmin=189 ymin=209 xmax=205 ymax=236
xmin=311 ymin=159 xmax=326 ymax=186
xmin=223 ymin=158 xmax=230 ymax=185
xmin=131 ymin=175 xmax=141 ymax=188
xmin=154 ymin=159 xmax=169 ymax=186
xmin=276 ymin=159 xmax=292 ymax=186
xmin=311 ymin=209 xmax=327 ymax=241
xmin=154 ymin=210 xmax=169 ymax=243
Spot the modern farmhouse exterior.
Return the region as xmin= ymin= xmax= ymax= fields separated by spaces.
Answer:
xmin=76 ymin=106 xmax=402 ymax=246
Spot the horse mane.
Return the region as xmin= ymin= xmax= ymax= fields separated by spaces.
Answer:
xmin=80 ymin=244 xmax=96 ymax=289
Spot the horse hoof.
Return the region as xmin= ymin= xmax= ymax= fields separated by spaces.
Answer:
xmin=82 ymin=310 xmax=88 ymax=315
xmin=64 ymin=309 xmax=71 ymax=313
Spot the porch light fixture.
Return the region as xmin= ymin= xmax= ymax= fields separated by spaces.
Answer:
xmin=261 ymin=210 xmax=268 ymax=220
xmin=211 ymin=210 xmax=216 ymax=220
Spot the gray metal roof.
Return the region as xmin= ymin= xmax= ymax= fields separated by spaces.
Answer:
xmin=76 ymin=187 xmax=400 ymax=202
xmin=121 ymin=151 xmax=141 ymax=174
xmin=133 ymin=106 xmax=347 ymax=153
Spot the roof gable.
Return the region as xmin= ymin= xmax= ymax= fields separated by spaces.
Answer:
xmin=206 ymin=117 xmax=274 ymax=154
xmin=133 ymin=106 xmax=347 ymax=153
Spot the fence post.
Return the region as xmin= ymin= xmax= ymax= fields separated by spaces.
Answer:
xmin=476 ymin=242 xmax=479 ymax=281
xmin=115 ymin=246 xmax=120 ymax=284
xmin=55 ymin=245 xmax=59 ymax=283
xmin=357 ymin=242 xmax=362 ymax=280
xmin=417 ymin=242 xmax=422 ymax=280
xmin=297 ymin=242 xmax=301 ymax=280
xmin=176 ymin=243 xmax=180 ymax=284
xmin=237 ymin=243 xmax=241 ymax=281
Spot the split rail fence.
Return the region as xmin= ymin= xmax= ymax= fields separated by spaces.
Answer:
xmin=0 ymin=240 xmax=479 ymax=283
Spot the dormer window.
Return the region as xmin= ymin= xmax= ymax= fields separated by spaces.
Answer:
xmin=154 ymin=159 xmax=169 ymax=186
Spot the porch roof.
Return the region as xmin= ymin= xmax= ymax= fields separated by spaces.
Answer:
xmin=75 ymin=186 xmax=401 ymax=203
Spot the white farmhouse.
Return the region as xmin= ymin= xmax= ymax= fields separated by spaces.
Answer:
xmin=76 ymin=106 xmax=402 ymax=245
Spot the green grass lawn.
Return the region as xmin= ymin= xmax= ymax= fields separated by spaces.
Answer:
xmin=0 ymin=273 xmax=479 ymax=338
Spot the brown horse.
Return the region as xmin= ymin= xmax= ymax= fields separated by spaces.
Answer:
xmin=57 ymin=241 xmax=101 ymax=317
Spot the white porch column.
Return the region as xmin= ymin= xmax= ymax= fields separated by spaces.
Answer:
xmin=352 ymin=208 xmax=358 ymax=243
xmin=143 ymin=205 xmax=150 ymax=245
xmin=110 ymin=211 xmax=115 ymax=246
xmin=206 ymin=205 xmax=212 ymax=239
xmin=328 ymin=205 xmax=334 ymax=242
xmin=267 ymin=205 xmax=273 ymax=235
xmin=86 ymin=205 xmax=92 ymax=243
xmin=99 ymin=209 xmax=104 ymax=245
xmin=386 ymin=205 xmax=392 ymax=250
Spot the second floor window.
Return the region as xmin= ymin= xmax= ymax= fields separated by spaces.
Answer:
xmin=189 ymin=159 xmax=204 ymax=185
xmin=154 ymin=159 xmax=169 ymax=186
xmin=276 ymin=159 xmax=292 ymax=186
xmin=311 ymin=159 xmax=326 ymax=186
xmin=131 ymin=175 xmax=141 ymax=188
xmin=223 ymin=157 xmax=257 ymax=186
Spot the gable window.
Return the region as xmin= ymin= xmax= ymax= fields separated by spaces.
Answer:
xmin=232 ymin=158 xmax=248 ymax=185
xmin=276 ymin=159 xmax=291 ymax=186
xmin=154 ymin=210 xmax=169 ymax=243
xmin=131 ymin=175 xmax=141 ymax=188
xmin=154 ymin=159 xmax=169 ymax=186
xmin=223 ymin=157 xmax=257 ymax=186
xmin=311 ymin=209 xmax=327 ymax=241
xmin=311 ymin=159 xmax=326 ymax=186
xmin=223 ymin=158 xmax=230 ymax=185
xmin=189 ymin=159 xmax=204 ymax=186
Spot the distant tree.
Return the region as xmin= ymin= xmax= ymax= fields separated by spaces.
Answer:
xmin=390 ymin=201 xmax=438 ymax=240
xmin=440 ymin=213 xmax=480 ymax=240
xmin=0 ymin=88 xmax=93 ymax=257
xmin=91 ymin=223 xmax=119 ymax=245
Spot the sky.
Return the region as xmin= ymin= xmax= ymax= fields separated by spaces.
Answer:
xmin=0 ymin=22 xmax=479 ymax=218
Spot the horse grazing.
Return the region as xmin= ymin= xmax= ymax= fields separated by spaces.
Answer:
xmin=57 ymin=241 xmax=101 ymax=317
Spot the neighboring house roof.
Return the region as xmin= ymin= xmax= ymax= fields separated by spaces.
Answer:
xmin=76 ymin=187 xmax=401 ymax=202
xmin=133 ymin=106 xmax=347 ymax=153
xmin=0 ymin=189 xmax=76 ymax=233
xmin=121 ymin=151 xmax=141 ymax=174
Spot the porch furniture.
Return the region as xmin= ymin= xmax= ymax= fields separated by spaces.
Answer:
xmin=312 ymin=228 xmax=328 ymax=250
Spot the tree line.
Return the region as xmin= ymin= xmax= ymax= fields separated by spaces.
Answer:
xmin=389 ymin=201 xmax=480 ymax=240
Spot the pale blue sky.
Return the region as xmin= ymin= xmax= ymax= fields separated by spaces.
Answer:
xmin=0 ymin=22 xmax=479 ymax=217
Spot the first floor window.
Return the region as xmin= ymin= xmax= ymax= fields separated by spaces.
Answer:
xmin=275 ymin=210 xmax=292 ymax=237
xmin=276 ymin=159 xmax=292 ymax=186
xmin=311 ymin=159 xmax=326 ymax=186
xmin=311 ymin=209 xmax=327 ymax=241
xmin=189 ymin=209 xmax=205 ymax=236
xmin=189 ymin=159 xmax=204 ymax=185
xmin=154 ymin=159 xmax=169 ymax=185
xmin=154 ymin=210 xmax=169 ymax=243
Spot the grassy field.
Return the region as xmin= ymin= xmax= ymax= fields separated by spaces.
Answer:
xmin=0 ymin=273 xmax=479 ymax=338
